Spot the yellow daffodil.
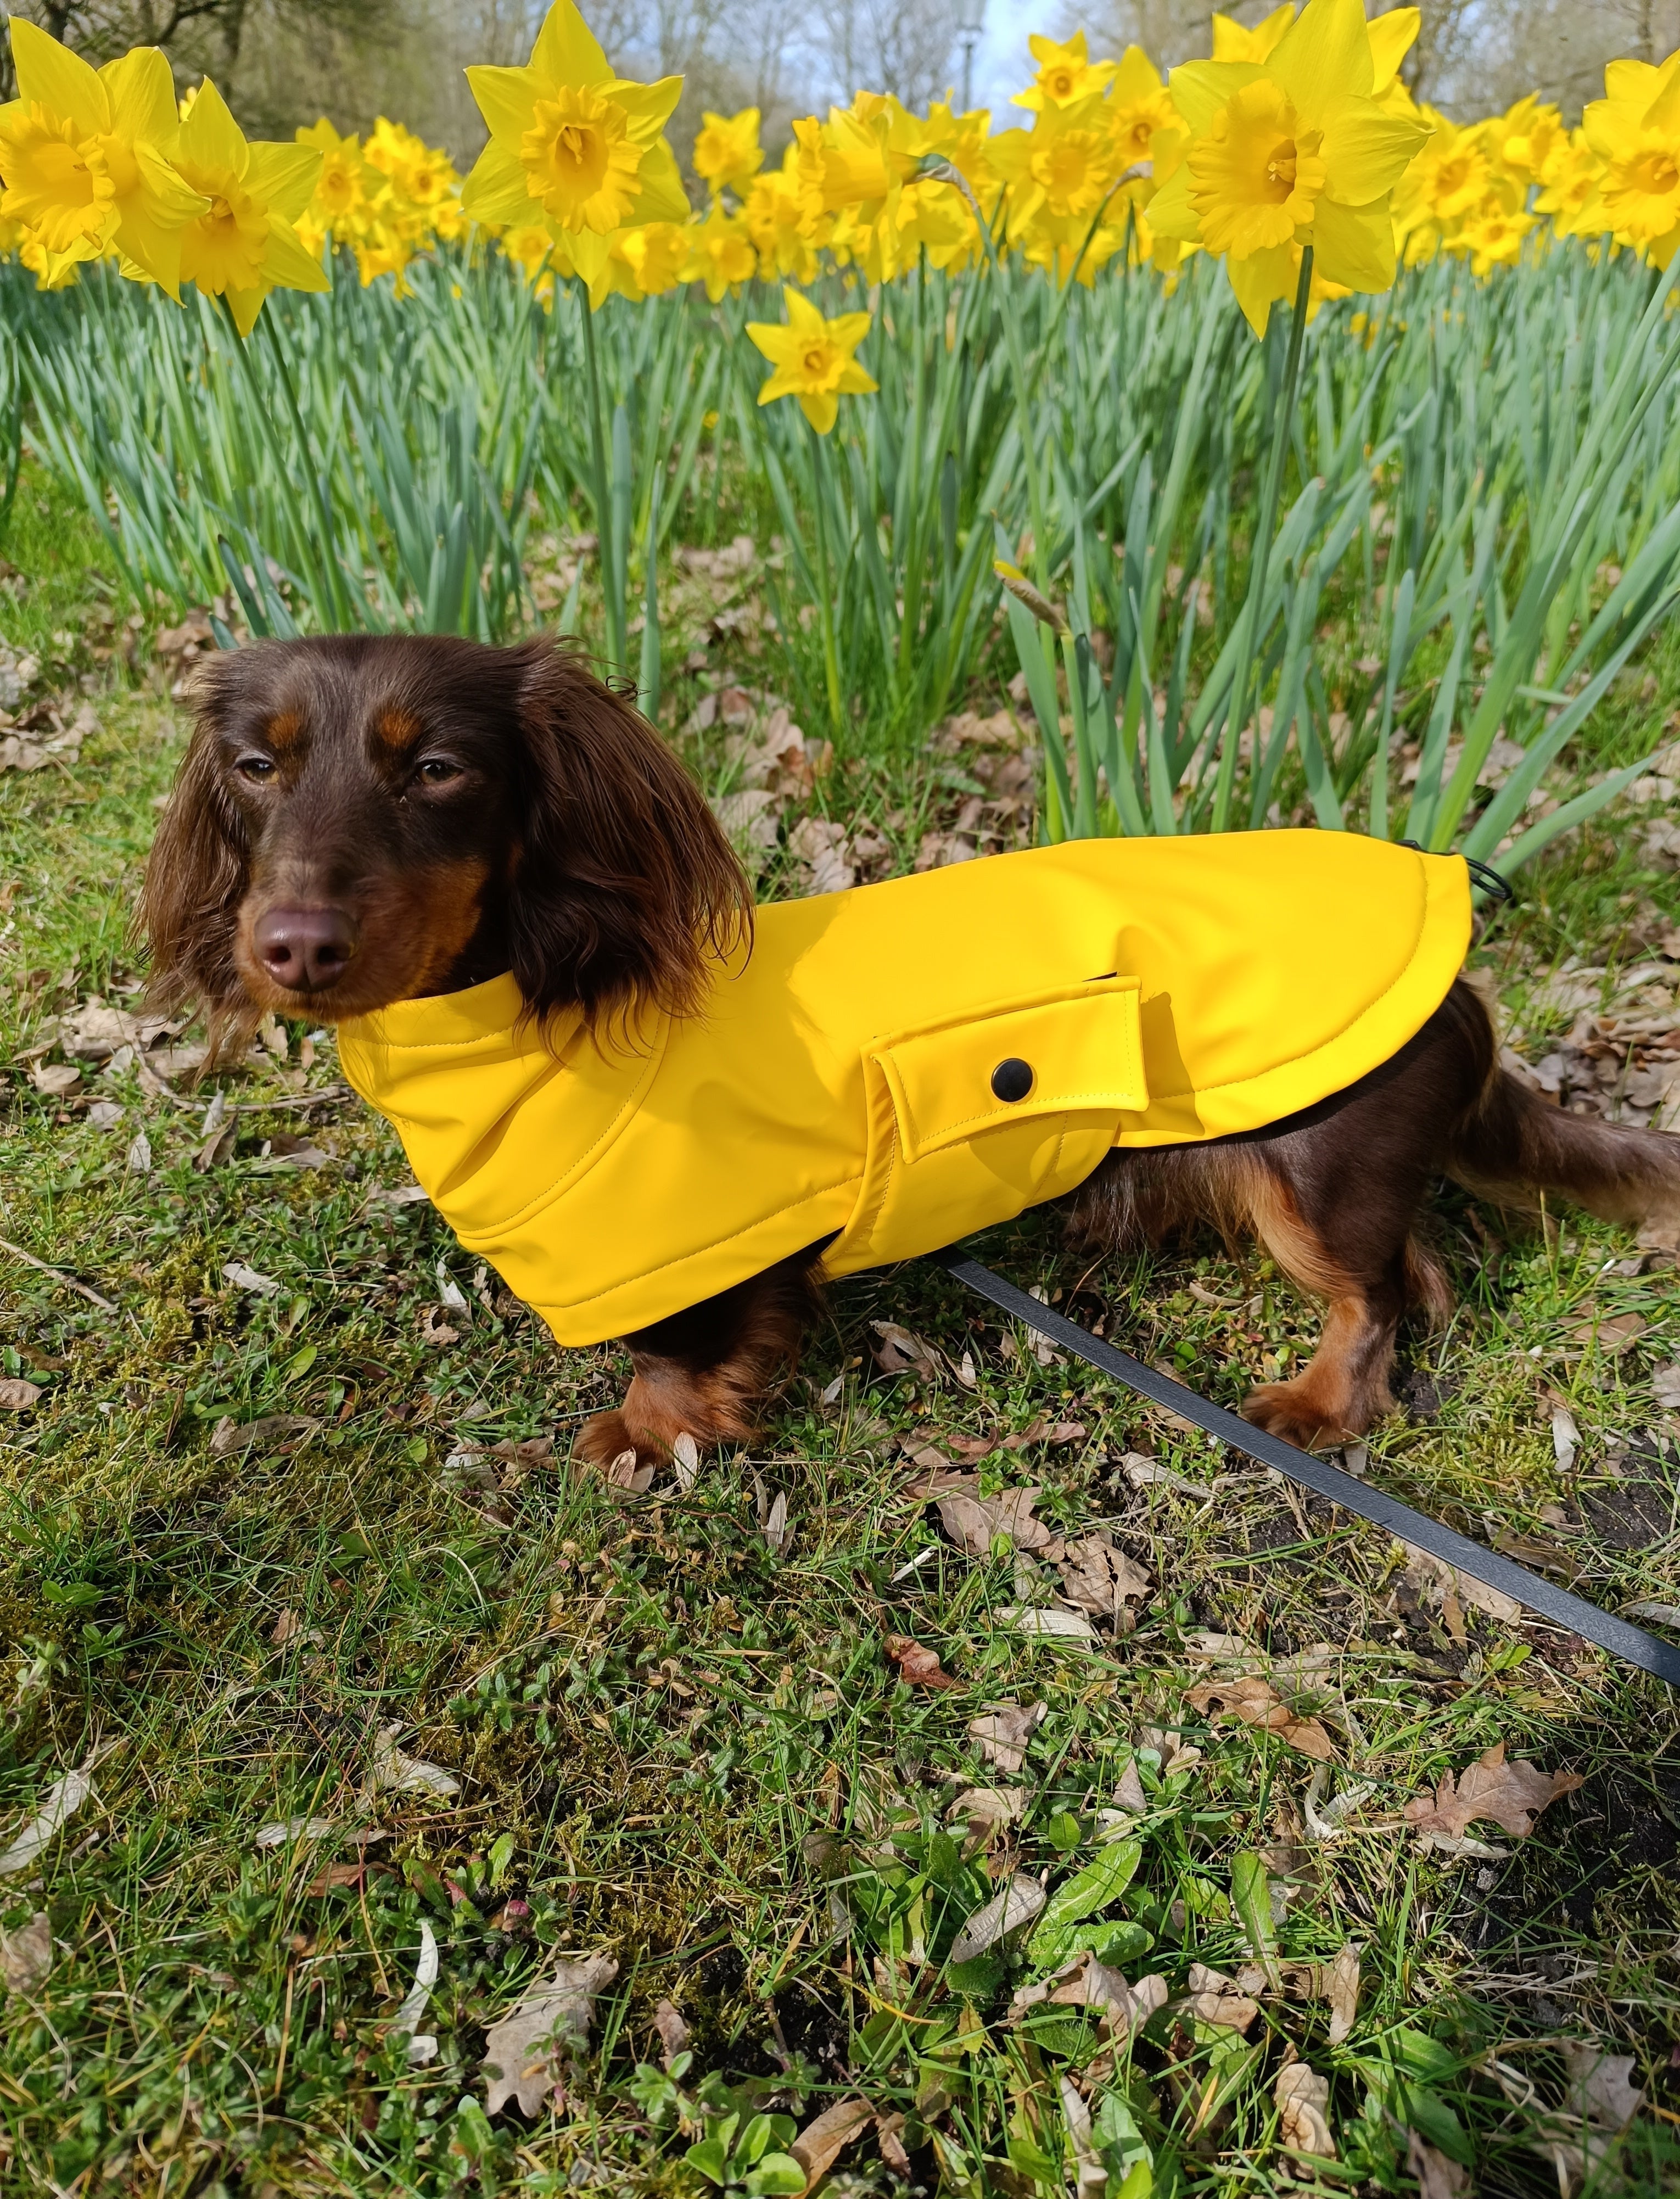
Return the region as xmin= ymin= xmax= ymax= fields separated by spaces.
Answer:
xmin=171 ymin=79 xmax=328 ymax=334
xmin=746 ymin=288 xmax=877 ymax=434
xmin=686 ymin=203 xmax=757 ymax=299
xmin=1150 ymin=0 xmax=1431 ymax=333
xmin=792 ymin=102 xmax=901 ymax=232
xmin=1012 ymin=31 xmax=1117 ymax=113
xmin=366 ymin=116 xmax=458 ymax=212
xmin=992 ymin=94 xmax=1123 ymax=240
xmin=0 ymin=18 xmax=206 ymax=296
xmin=1461 ymin=199 xmax=1535 ymax=275
xmin=1583 ymin=50 xmax=1680 ymax=265
xmin=744 ymin=149 xmax=824 ymax=281
xmin=296 ymin=119 xmax=369 ymax=243
xmin=1496 ymin=94 xmax=1565 ymax=182
xmin=1211 ymin=4 xmax=1296 ymax=63
xmin=693 ymin=107 xmax=763 ymax=197
xmin=461 ymin=0 xmax=687 ymax=289
xmin=1106 ymin=46 xmax=1176 ymax=170
xmin=1534 ymin=127 xmax=1604 ymax=238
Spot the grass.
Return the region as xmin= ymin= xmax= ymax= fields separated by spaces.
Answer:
xmin=1 ymin=457 xmax=1678 ymax=2198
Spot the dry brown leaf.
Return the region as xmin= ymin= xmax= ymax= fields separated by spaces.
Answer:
xmin=1570 ymin=1311 xmax=1646 ymax=1352
xmin=1012 ymin=1952 xmax=1167 ymax=2040
xmin=936 ymin=1483 xmax=1056 ymax=1558
xmin=968 ymin=1700 xmax=1046 ymax=1772
xmin=1275 ymin=2061 xmax=1336 ymax=2158
xmin=789 ymin=2094 xmax=873 ymax=2189
xmin=370 ymin=1725 xmax=461 ymax=1800
xmin=1056 ymin=1535 xmax=1152 ymax=1623
xmin=306 ymin=1859 xmax=394 ymax=1896
xmin=1322 ymin=1942 xmax=1360 ymax=2045
xmin=652 ymin=1997 xmax=689 ymax=2069
xmin=1403 ymin=1743 xmax=1583 ymax=1839
xmin=0 ymin=1756 xmax=100 ymax=1875
xmin=1562 ymin=2043 xmax=1645 ymax=2130
xmin=0 ymin=1913 xmax=52 ymax=1993
xmin=871 ymin=1319 xmax=942 ymax=1381
xmin=1113 ymin=1758 xmax=1149 ymax=1813
xmin=270 ymin=1609 xmax=302 ymax=1647
xmin=1003 ymin=1414 xmax=1087 ymax=1449
xmin=0 ymin=1379 xmax=42 ymax=1411
xmin=945 ymin=1786 xmax=1026 ymax=1837
xmin=419 ymin=1307 xmax=460 ymax=1348
xmin=1403 ymin=1542 xmax=1522 ymax=1624
xmin=599 ymin=1448 xmax=655 ymax=1496
xmin=482 ymin=1955 xmax=618 ymax=2118
xmin=885 ymin=1633 xmax=961 ymax=1689
xmin=875 ymin=2113 xmax=912 ymax=2175
xmin=1407 ymin=2130 xmax=1469 ymax=2198
xmin=1186 ymin=1675 xmax=1337 ymax=1761
xmin=949 ymin=1875 xmax=1045 ymax=1962
xmin=210 ymin=1413 xmax=318 ymax=1459
xmin=1176 ymin=1962 xmax=1259 ymax=2034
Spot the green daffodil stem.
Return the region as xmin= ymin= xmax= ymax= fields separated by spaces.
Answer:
xmin=576 ymin=281 xmax=623 ymax=670
xmin=807 ymin=415 xmax=845 ymax=737
xmin=1212 ymin=243 xmax=1314 ymax=835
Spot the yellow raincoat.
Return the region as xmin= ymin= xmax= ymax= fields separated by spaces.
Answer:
xmin=338 ymin=832 xmax=1470 ymax=1344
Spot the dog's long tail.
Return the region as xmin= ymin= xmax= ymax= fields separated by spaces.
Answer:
xmin=1445 ymin=985 xmax=1680 ymax=1234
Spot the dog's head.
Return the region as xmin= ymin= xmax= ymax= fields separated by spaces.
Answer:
xmin=139 ymin=635 xmax=751 ymax=1050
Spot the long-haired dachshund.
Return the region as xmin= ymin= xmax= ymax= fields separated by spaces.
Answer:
xmin=141 ymin=634 xmax=1680 ymax=1465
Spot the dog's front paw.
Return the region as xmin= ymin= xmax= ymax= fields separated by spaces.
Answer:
xmin=573 ymin=1408 xmax=669 ymax=1473
xmin=1241 ymin=1380 xmax=1356 ymax=1452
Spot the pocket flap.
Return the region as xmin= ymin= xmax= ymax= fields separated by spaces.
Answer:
xmin=871 ymin=978 xmax=1147 ymax=1165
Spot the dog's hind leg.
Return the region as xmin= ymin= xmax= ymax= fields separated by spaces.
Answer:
xmin=572 ymin=1245 xmax=828 ymax=1470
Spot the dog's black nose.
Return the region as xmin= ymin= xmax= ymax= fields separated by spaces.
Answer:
xmin=253 ymin=907 xmax=357 ymax=992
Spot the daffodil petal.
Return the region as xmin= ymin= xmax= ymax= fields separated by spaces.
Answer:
xmin=465 ymin=65 xmax=541 ymax=148
xmin=98 ymin=46 xmax=178 ymax=144
xmin=1320 ymin=101 xmax=1431 ymax=202
xmin=1167 ymin=58 xmax=1258 ymax=139
xmin=245 ymin=140 xmax=323 ymax=222
xmin=798 ymin=389 xmax=839 ymax=433
xmin=181 ymin=79 xmax=250 ymax=172
xmin=1226 ymin=240 xmax=1295 ymax=334
xmin=461 ymin=139 xmax=536 ymax=225
xmin=627 ymin=138 xmax=690 ymax=224
xmin=9 ymin=19 xmax=108 ymax=134
xmin=1310 ymin=191 xmax=1396 ymax=289
xmin=530 ymin=0 xmax=614 ymax=90
xmin=262 ymin=210 xmax=332 ymax=290
xmin=1273 ymin=0 xmax=1374 ymax=122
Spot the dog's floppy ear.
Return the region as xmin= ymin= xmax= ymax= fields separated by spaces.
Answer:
xmin=136 ymin=680 xmax=255 ymax=1054
xmin=508 ymin=644 xmax=752 ymax=1029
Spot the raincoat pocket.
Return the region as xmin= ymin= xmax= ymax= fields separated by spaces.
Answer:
xmin=830 ymin=977 xmax=1148 ymax=1274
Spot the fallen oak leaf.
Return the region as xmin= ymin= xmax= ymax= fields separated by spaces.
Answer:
xmin=0 ymin=1913 xmax=52 ymax=1993
xmin=1186 ymin=1675 xmax=1337 ymax=1762
xmin=483 ymin=1954 xmax=619 ymax=2118
xmin=870 ymin=1319 xmax=942 ymax=1382
xmin=789 ymin=2094 xmax=873 ymax=2189
xmin=1321 ymin=1941 xmax=1361 ymax=2045
xmin=1174 ymin=1962 xmax=1259 ymax=2034
xmin=937 ymin=1482 xmax=1057 ymax=1558
xmin=652 ymin=1997 xmax=689 ymax=2070
xmin=968 ymin=1700 xmax=1046 ymax=1772
xmin=0 ymin=1379 xmax=42 ymax=1411
xmin=885 ymin=1633 xmax=962 ymax=1689
xmin=949 ymin=1875 xmax=1045 ymax=1962
xmin=1562 ymin=2043 xmax=1644 ymax=2131
xmin=1402 ymin=1743 xmax=1583 ymax=1839
xmin=1275 ymin=2060 xmax=1337 ymax=2158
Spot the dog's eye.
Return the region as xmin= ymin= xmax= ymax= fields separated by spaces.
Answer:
xmin=237 ymin=754 xmax=276 ymax=782
xmin=416 ymin=757 xmax=461 ymax=786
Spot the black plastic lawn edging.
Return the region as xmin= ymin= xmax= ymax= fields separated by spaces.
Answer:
xmin=932 ymin=1247 xmax=1680 ymax=1688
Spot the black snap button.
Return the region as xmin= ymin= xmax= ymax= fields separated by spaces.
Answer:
xmin=991 ymin=1057 xmax=1034 ymax=1103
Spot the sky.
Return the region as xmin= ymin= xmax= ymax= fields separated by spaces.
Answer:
xmin=964 ymin=0 xmax=1048 ymax=113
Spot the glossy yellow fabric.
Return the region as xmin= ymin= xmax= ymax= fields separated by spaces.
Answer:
xmin=338 ymin=832 xmax=1470 ymax=1345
